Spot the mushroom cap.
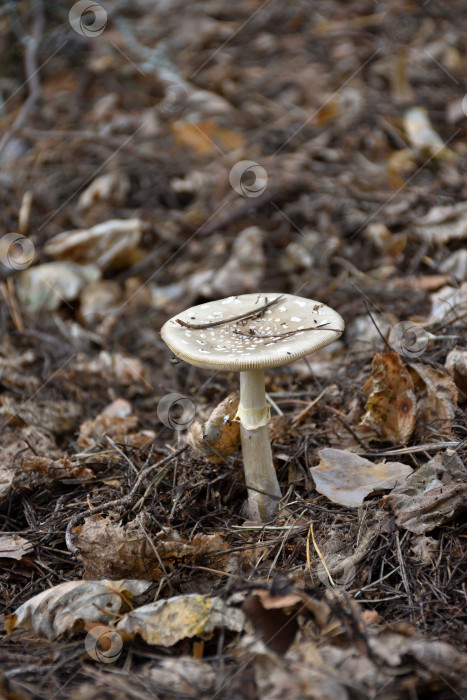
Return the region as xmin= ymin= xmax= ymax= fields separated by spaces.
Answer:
xmin=161 ymin=293 xmax=344 ymax=371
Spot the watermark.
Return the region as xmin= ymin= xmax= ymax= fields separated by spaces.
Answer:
xmin=316 ymin=554 xmax=356 ymax=591
xmin=311 ymin=237 xmax=340 ymax=274
xmin=384 ymin=10 xmax=420 ymax=44
xmin=160 ymin=84 xmax=188 ymax=115
xmin=229 ymin=161 xmax=268 ymax=198
xmin=69 ymin=1 xmax=107 ymax=38
xmin=389 ymin=321 xmax=429 ymax=359
xmin=0 ymin=233 xmax=35 ymax=270
xmin=84 ymin=625 xmax=123 ymax=663
xmin=157 ymin=392 xmax=196 ymax=430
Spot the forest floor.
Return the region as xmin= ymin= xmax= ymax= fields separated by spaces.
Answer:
xmin=0 ymin=1 xmax=466 ymax=698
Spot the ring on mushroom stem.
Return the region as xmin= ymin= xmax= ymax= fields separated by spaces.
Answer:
xmin=161 ymin=293 xmax=344 ymax=522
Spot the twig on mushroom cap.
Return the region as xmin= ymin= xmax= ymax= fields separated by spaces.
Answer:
xmin=175 ymin=294 xmax=284 ymax=329
xmin=232 ymin=322 xmax=342 ymax=342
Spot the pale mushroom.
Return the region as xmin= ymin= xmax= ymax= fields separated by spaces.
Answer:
xmin=161 ymin=293 xmax=344 ymax=521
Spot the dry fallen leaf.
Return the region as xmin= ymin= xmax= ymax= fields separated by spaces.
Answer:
xmin=409 ymin=363 xmax=458 ymax=438
xmin=427 ymin=283 xmax=467 ymax=325
xmin=77 ymin=405 xmax=154 ymax=450
xmin=0 ymin=535 xmax=33 ymax=561
xmin=446 ymin=347 xmax=467 ymax=400
xmin=13 ymin=455 xmax=94 ymax=491
xmin=77 ymin=171 xmax=130 ymax=212
xmin=6 ymin=580 xmax=151 ymax=639
xmin=242 ymin=588 xmax=306 ymax=654
xmin=187 ymin=392 xmax=240 ymax=463
xmin=17 ymin=262 xmax=101 ymax=312
xmin=75 ymin=516 xmax=228 ymax=579
xmin=238 ymin=591 xmax=467 ymax=700
xmin=386 ymin=449 xmax=467 ymax=534
xmin=44 ymin=218 xmax=146 ymax=271
xmin=414 ymin=201 xmax=467 ymax=244
xmin=171 ymin=119 xmax=244 ymax=155
xmin=116 ymin=594 xmax=244 ymax=646
xmin=310 ymin=448 xmax=413 ymax=508
xmin=360 ymin=351 xmax=417 ymax=444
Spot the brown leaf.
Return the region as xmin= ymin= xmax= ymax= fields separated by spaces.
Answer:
xmin=171 ymin=120 xmax=219 ymax=155
xmin=75 ymin=515 xmax=228 ymax=579
xmin=13 ymin=456 xmax=94 ymax=490
xmin=187 ymin=392 xmax=240 ymax=463
xmin=44 ymin=218 xmax=145 ymax=271
xmin=0 ymin=535 xmax=33 ymax=560
xmin=386 ymin=450 xmax=467 ymax=533
xmin=409 ymin=363 xmax=458 ymax=438
xmin=78 ymin=401 xmax=154 ymax=450
xmin=242 ymin=592 xmax=300 ymax=654
xmin=360 ymin=352 xmax=417 ymax=444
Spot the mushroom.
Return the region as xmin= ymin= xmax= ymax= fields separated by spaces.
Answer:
xmin=161 ymin=293 xmax=344 ymax=521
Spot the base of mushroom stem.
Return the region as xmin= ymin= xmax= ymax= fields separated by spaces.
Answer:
xmin=241 ymin=494 xmax=279 ymax=523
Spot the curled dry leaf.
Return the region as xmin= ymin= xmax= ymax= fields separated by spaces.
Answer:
xmin=17 ymin=262 xmax=101 ymax=313
xmin=116 ymin=594 xmax=244 ymax=646
xmin=408 ymin=363 xmax=458 ymax=438
xmin=386 ymin=449 xmax=467 ymax=534
xmin=360 ymin=351 xmax=417 ymax=444
xmin=414 ymin=201 xmax=467 ymax=245
xmin=6 ymin=579 xmax=151 ymax=639
xmin=187 ymin=392 xmax=240 ymax=463
xmin=446 ymin=347 xmax=467 ymax=400
xmin=310 ymin=448 xmax=412 ymax=508
xmin=75 ymin=516 xmax=228 ymax=579
xmin=74 ymin=350 xmax=146 ymax=386
xmin=44 ymin=218 xmax=146 ymax=271
xmin=77 ymin=171 xmax=130 ymax=212
xmin=242 ymin=588 xmax=305 ymax=654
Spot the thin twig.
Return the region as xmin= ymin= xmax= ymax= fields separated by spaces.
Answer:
xmin=175 ymin=294 xmax=284 ymax=329
xmin=232 ymin=322 xmax=342 ymax=341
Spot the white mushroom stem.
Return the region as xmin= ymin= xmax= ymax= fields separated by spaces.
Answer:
xmin=238 ymin=369 xmax=281 ymax=521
